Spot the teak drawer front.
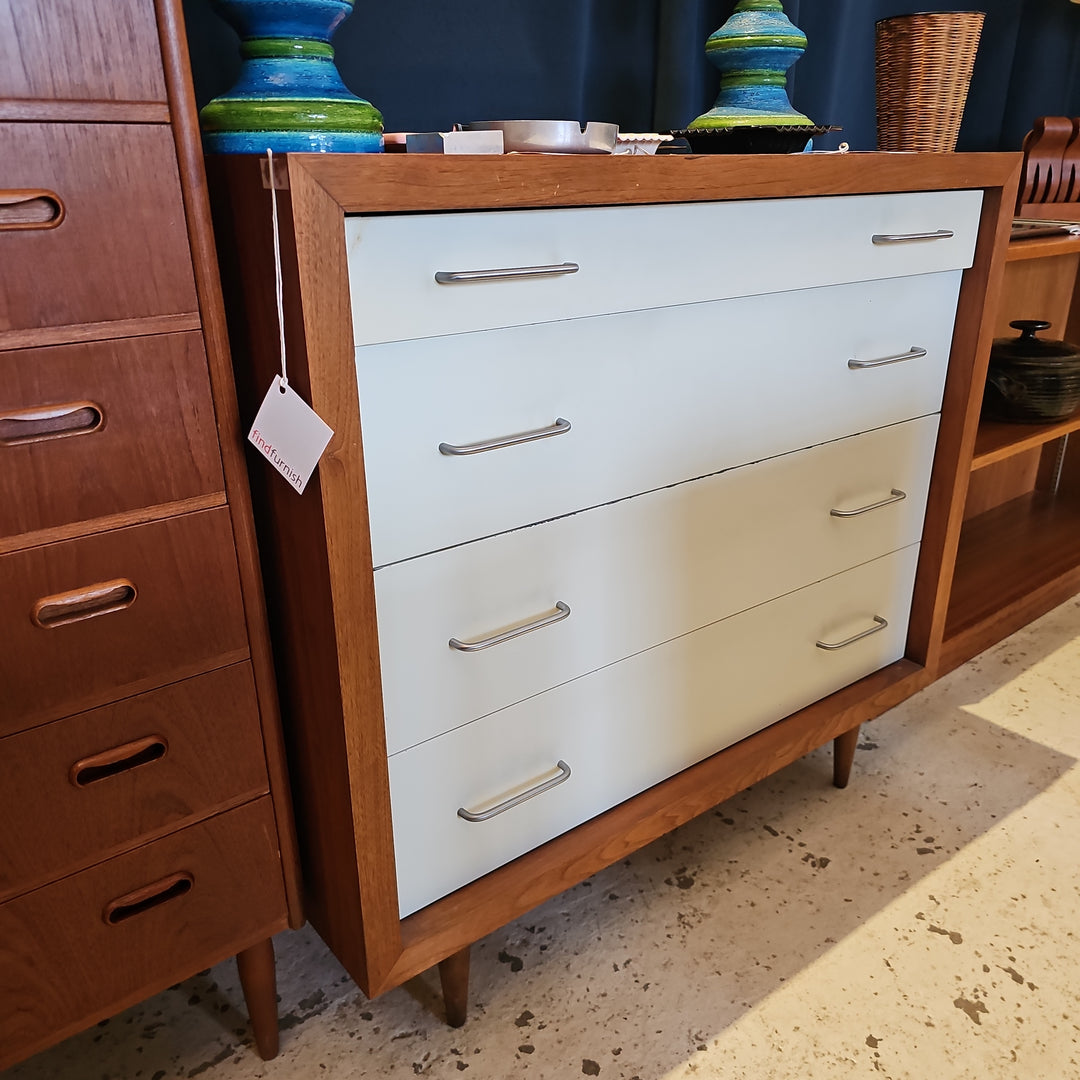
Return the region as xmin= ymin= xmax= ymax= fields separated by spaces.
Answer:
xmin=389 ymin=544 xmax=921 ymax=916
xmin=358 ymin=272 xmax=961 ymax=566
xmin=0 ymin=798 xmax=286 ymax=1070
xmin=0 ymin=508 xmax=249 ymax=737
xmin=0 ymin=333 xmax=224 ymax=542
xmin=376 ymin=415 xmax=940 ymax=755
xmin=0 ymin=123 xmax=197 ymax=339
xmin=0 ymin=1 xmax=166 ymax=105
xmin=0 ymin=664 xmax=268 ymax=903
xmin=345 ymin=189 xmax=981 ymax=345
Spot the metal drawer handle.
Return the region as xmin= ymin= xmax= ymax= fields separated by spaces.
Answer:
xmin=816 ymin=615 xmax=889 ymax=651
xmin=449 ymin=601 xmax=571 ymax=652
xmin=848 ymin=346 xmax=927 ymax=370
xmin=0 ymin=402 xmax=103 ymax=446
xmin=70 ymin=736 xmax=169 ymax=787
xmin=32 ymin=579 xmax=137 ymax=629
xmin=457 ymin=760 xmax=572 ymax=822
xmin=0 ymin=189 xmax=65 ymax=230
xmin=103 ymin=872 xmax=194 ymax=925
xmin=871 ymin=229 xmax=954 ymax=244
xmin=435 ymin=262 xmax=579 ymax=284
xmin=439 ymin=416 xmax=571 ymax=456
xmin=830 ymin=489 xmax=907 ymax=518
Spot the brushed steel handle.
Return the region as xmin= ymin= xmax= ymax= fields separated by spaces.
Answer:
xmin=70 ymin=736 xmax=168 ymax=787
xmin=103 ymin=872 xmax=193 ymax=925
xmin=0 ymin=189 xmax=65 ymax=230
xmin=848 ymin=346 xmax=927 ymax=370
xmin=32 ymin=579 xmax=137 ymax=629
xmin=449 ymin=601 xmax=571 ymax=653
xmin=457 ymin=760 xmax=572 ymax=822
xmin=435 ymin=262 xmax=579 ymax=284
xmin=830 ymin=488 xmax=907 ymax=518
xmin=439 ymin=416 xmax=571 ymax=456
xmin=816 ymin=615 xmax=889 ymax=651
xmin=0 ymin=402 xmax=103 ymax=445
xmin=871 ymin=229 xmax=954 ymax=244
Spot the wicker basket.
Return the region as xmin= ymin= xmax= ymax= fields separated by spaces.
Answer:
xmin=875 ymin=11 xmax=985 ymax=152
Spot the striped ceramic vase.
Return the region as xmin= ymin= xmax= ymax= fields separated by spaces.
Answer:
xmin=689 ymin=0 xmax=813 ymax=130
xmin=200 ymin=0 xmax=383 ymax=153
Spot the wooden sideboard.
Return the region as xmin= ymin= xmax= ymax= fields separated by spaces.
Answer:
xmin=0 ymin=0 xmax=301 ymax=1068
xmin=208 ymin=151 xmax=1020 ymax=1023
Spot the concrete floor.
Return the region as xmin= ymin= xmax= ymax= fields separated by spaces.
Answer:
xmin=8 ymin=596 xmax=1080 ymax=1080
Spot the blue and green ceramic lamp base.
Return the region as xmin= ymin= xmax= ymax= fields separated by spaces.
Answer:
xmin=200 ymin=0 xmax=382 ymax=154
xmin=689 ymin=0 xmax=813 ymax=131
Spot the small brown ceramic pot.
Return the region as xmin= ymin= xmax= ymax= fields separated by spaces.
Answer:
xmin=983 ymin=319 xmax=1080 ymax=424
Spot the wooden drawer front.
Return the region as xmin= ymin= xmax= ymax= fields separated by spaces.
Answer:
xmin=0 ymin=2 xmax=166 ymax=105
xmin=0 ymin=333 xmax=224 ymax=542
xmin=377 ymin=415 xmax=940 ymax=755
xmin=0 ymin=508 xmax=250 ymax=737
xmin=0 ymin=124 xmax=197 ymax=339
xmin=389 ymin=544 xmax=921 ymax=916
xmin=0 ymin=798 xmax=286 ymax=1069
xmin=359 ymin=271 xmax=961 ymax=566
xmin=0 ymin=664 xmax=268 ymax=903
xmin=345 ymin=189 xmax=981 ymax=345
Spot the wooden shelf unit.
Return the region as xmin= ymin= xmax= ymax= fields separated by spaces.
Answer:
xmin=941 ymin=219 xmax=1080 ymax=672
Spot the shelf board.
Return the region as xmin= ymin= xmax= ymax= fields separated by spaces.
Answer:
xmin=942 ymin=491 xmax=1080 ymax=669
xmin=972 ymin=415 xmax=1080 ymax=469
xmin=1007 ymin=233 xmax=1080 ymax=262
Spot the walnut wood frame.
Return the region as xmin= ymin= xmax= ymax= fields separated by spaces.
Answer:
xmin=209 ymin=152 xmax=1020 ymax=1002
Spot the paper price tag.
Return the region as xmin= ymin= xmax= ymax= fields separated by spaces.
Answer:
xmin=248 ymin=377 xmax=333 ymax=495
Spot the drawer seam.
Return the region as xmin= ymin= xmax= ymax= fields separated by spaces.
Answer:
xmin=385 ymin=540 xmax=922 ymax=759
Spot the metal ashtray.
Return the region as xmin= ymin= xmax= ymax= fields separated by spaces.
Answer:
xmin=461 ymin=120 xmax=618 ymax=154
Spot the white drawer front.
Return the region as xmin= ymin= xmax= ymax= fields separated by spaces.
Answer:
xmin=389 ymin=544 xmax=921 ymax=916
xmin=359 ymin=272 xmax=961 ymax=566
xmin=346 ymin=190 xmax=981 ymax=345
xmin=377 ymin=415 xmax=939 ymax=755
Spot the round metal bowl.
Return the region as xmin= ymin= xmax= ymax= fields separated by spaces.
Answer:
xmin=462 ymin=120 xmax=618 ymax=154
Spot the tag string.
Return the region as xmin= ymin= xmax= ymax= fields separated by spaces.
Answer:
xmin=267 ymin=148 xmax=288 ymax=392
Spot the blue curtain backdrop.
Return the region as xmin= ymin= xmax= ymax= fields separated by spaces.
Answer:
xmin=183 ymin=0 xmax=1080 ymax=152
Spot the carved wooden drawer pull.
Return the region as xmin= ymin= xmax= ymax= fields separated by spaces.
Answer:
xmin=32 ymin=579 xmax=137 ymax=629
xmin=103 ymin=872 xmax=194 ymax=925
xmin=70 ymin=736 xmax=169 ymax=787
xmin=0 ymin=402 xmax=103 ymax=446
xmin=0 ymin=189 xmax=65 ymax=230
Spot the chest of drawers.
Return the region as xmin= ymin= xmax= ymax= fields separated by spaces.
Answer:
xmin=210 ymin=151 xmax=1019 ymax=1022
xmin=0 ymin=0 xmax=300 ymax=1069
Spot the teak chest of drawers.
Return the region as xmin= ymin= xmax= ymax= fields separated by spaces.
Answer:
xmin=209 ymin=151 xmax=1020 ymax=1022
xmin=0 ymin=0 xmax=301 ymax=1068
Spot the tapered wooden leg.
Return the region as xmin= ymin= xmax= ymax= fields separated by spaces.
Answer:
xmin=833 ymin=724 xmax=861 ymax=789
xmin=438 ymin=945 xmax=471 ymax=1028
xmin=237 ymin=938 xmax=279 ymax=1060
